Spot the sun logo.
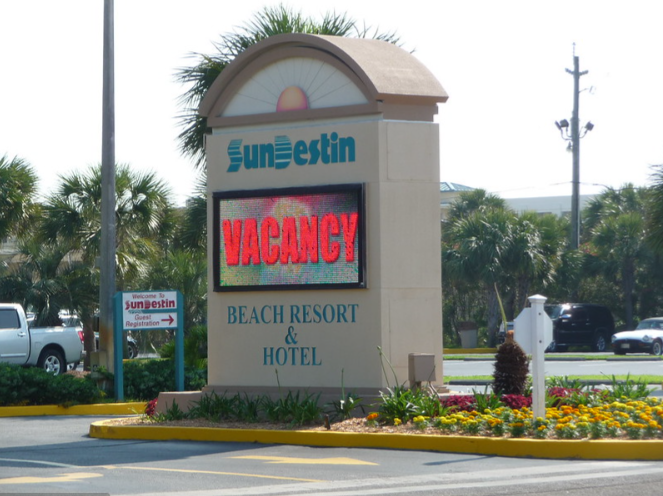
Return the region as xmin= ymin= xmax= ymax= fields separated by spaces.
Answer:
xmin=276 ymin=86 xmax=309 ymax=112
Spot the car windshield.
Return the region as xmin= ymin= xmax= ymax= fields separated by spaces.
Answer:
xmin=637 ymin=320 xmax=663 ymax=330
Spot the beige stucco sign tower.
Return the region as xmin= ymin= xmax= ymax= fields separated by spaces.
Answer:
xmin=201 ymin=34 xmax=448 ymax=399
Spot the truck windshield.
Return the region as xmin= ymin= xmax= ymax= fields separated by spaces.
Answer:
xmin=544 ymin=305 xmax=565 ymax=320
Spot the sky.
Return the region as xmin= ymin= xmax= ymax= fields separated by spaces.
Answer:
xmin=2 ymin=1 xmax=662 ymax=206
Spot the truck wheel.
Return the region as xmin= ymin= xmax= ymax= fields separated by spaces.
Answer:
xmin=652 ymin=340 xmax=663 ymax=356
xmin=38 ymin=349 xmax=65 ymax=376
xmin=128 ymin=342 xmax=138 ymax=359
xmin=593 ymin=333 xmax=607 ymax=352
xmin=546 ymin=341 xmax=567 ymax=352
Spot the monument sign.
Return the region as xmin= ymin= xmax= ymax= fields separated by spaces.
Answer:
xmin=201 ymin=34 xmax=448 ymax=399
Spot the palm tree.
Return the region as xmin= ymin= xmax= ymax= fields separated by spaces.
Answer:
xmin=175 ymin=4 xmax=400 ymax=168
xmin=647 ymin=164 xmax=663 ymax=254
xmin=35 ymin=164 xmax=176 ymax=365
xmin=443 ymin=207 xmax=516 ymax=345
xmin=446 ymin=189 xmax=507 ymax=221
xmin=442 ymin=190 xmax=567 ymax=344
xmin=39 ymin=164 xmax=177 ymax=289
xmin=0 ymin=239 xmax=78 ymax=326
xmin=503 ymin=213 xmax=548 ymax=315
xmin=0 ymin=155 xmax=39 ymax=241
xmin=177 ymin=177 xmax=207 ymax=253
xmin=139 ymin=249 xmax=207 ymax=333
xmin=583 ymin=185 xmax=650 ymax=328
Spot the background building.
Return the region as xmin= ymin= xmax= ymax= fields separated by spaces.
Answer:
xmin=440 ymin=182 xmax=595 ymax=219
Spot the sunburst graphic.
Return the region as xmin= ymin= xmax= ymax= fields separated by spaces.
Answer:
xmin=222 ymin=57 xmax=367 ymax=117
xmin=276 ymin=86 xmax=308 ymax=112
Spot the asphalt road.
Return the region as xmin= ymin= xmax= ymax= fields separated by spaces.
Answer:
xmin=1 ymin=416 xmax=663 ymax=495
xmin=443 ymin=357 xmax=663 ymax=379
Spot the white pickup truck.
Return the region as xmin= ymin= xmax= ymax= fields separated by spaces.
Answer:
xmin=0 ymin=303 xmax=84 ymax=375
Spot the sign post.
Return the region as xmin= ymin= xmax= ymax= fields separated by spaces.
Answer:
xmin=113 ymin=290 xmax=184 ymax=401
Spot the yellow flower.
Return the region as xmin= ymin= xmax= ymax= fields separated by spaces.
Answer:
xmin=394 ymin=418 xmax=402 ymax=426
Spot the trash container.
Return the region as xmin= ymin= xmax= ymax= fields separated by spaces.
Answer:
xmin=458 ymin=321 xmax=478 ymax=348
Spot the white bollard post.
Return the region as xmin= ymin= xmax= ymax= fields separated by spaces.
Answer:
xmin=529 ymin=294 xmax=547 ymax=420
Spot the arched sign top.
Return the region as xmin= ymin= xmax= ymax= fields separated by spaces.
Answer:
xmin=200 ymin=34 xmax=448 ymax=128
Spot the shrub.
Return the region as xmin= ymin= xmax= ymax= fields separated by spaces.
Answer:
xmin=123 ymin=359 xmax=206 ymax=401
xmin=440 ymin=394 xmax=476 ymax=412
xmin=261 ymin=390 xmax=324 ymax=426
xmin=501 ymin=394 xmax=532 ymax=410
xmin=158 ymin=325 xmax=208 ymax=369
xmin=378 ymin=385 xmax=421 ymax=423
xmin=0 ymin=364 xmax=101 ymax=406
xmin=492 ymin=330 xmax=529 ymax=395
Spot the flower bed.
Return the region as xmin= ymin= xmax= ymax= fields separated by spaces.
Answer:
xmin=139 ymin=375 xmax=662 ymax=441
xmin=383 ymin=398 xmax=663 ymax=440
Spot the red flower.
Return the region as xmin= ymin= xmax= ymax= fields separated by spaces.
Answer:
xmin=145 ymin=398 xmax=158 ymax=417
xmin=501 ymin=394 xmax=532 ymax=409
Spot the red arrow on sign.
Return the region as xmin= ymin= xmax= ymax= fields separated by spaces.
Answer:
xmin=161 ymin=315 xmax=174 ymax=325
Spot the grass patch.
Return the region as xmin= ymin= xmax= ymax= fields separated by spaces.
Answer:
xmin=444 ymin=354 xmax=663 ymax=361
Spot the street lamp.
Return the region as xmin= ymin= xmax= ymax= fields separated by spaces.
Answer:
xmin=555 ymin=119 xmax=593 ymax=137
xmin=555 ymin=53 xmax=593 ymax=251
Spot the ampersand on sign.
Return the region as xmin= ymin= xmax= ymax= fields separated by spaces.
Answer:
xmin=285 ymin=326 xmax=298 ymax=345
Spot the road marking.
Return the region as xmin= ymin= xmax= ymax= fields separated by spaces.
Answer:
xmin=137 ymin=462 xmax=663 ymax=496
xmin=0 ymin=457 xmax=78 ymax=468
xmin=0 ymin=459 xmax=325 ymax=484
xmin=230 ymin=456 xmax=377 ymax=466
xmin=0 ymin=472 xmax=102 ymax=485
xmin=120 ymin=466 xmax=325 ymax=483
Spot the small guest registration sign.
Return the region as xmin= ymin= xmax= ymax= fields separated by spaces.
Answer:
xmin=113 ymin=290 xmax=184 ymax=401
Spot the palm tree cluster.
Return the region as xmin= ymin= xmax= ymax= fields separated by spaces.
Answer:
xmin=0 ymin=158 xmax=207 ymax=368
xmin=442 ymin=180 xmax=663 ymax=348
xmin=3 ymin=4 xmax=663 ymax=368
xmin=1 ymin=5 xmax=401 ymax=370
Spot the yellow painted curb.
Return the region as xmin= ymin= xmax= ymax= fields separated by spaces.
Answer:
xmin=89 ymin=420 xmax=663 ymax=461
xmin=0 ymin=403 xmax=146 ymax=417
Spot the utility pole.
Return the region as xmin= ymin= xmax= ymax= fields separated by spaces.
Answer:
xmin=555 ymin=48 xmax=592 ymax=250
xmin=99 ymin=0 xmax=116 ymax=372
xmin=567 ymin=54 xmax=587 ymax=250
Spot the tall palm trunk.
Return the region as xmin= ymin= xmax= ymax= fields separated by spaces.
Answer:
xmin=486 ymin=285 xmax=500 ymax=347
xmin=81 ymin=313 xmax=96 ymax=370
xmin=621 ymin=258 xmax=636 ymax=329
xmin=515 ymin=275 xmax=531 ymax=317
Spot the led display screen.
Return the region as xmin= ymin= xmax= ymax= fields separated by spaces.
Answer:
xmin=213 ymin=184 xmax=366 ymax=291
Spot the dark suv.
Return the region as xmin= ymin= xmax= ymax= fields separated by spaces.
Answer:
xmin=545 ymin=303 xmax=615 ymax=352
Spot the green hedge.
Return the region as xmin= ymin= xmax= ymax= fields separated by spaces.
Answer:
xmin=0 ymin=360 xmax=206 ymax=406
xmin=123 ymin=359 xmax=206 ymax=401
xmin=0 ymin=364 xmax=102 ymax=406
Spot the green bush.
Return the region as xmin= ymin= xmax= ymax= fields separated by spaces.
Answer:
xmin=0 ymin=364 xmax=102 ymax=406
xmin=158 ymin=325 xmax=208 ymax=368
xmin=123 ymin=359 xmax=206 ymax=401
